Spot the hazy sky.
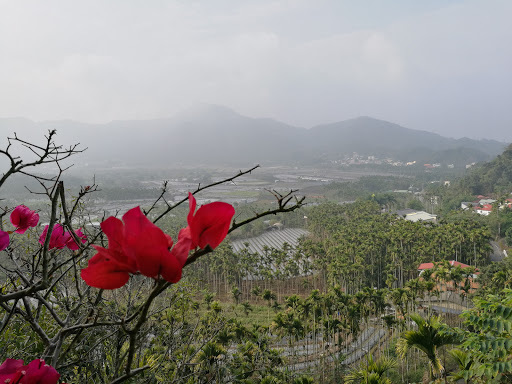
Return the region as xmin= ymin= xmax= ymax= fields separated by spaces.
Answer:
xmin=1 ymin=0 xmax=511 ymax=141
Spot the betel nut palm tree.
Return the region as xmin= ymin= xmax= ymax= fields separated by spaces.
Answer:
xmin=397 ymin=313 xmax=456 ymax=381
xmin=345 ymin=353 xmax=397 ymax=384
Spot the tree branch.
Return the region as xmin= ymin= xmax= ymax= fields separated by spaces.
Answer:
xmin=152 ymin=165 xmax=260 ymax=223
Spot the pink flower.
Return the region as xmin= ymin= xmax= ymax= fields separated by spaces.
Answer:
xmin=65 ymin=228 xmax=87 ymax=250
xmin=0 ymin=358 xmax=62 ymax=384
xmin=0 ymin=358 xmax=23 ymax=382
xmin=81 ymin=207 xmax=191 ymax=289
xmin=39 ymin=224 xmax=69 ymax=250
xmin=10 ymin=205 xmax=39 ymax=234
xmin=186 ymin=192 xmax=235 ymax=250
xmin=0 ymin=230 xmax=9 ymax=251
xmin=39 ymin=224 xmax=87 ymax=251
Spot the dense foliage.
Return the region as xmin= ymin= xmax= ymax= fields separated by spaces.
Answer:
xmin=304 ymin=201 xmax=490 ymax=292
xmin=2 ymin=130 xmax=512 ymax=383
xmin=459 ymin=144 xmax=512 ymax=195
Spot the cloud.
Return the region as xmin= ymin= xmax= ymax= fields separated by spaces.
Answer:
xmin=0 ymin=0 xmax=510 ymax=140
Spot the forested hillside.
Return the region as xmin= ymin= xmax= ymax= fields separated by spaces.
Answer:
xmin=458 ymin=143 xmax=512 ymax=195
xmin=430 ymin=143 xmax=512 ymax=213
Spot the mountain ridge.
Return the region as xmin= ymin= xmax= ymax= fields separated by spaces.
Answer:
xmin=0 ymin=105 xmax=507 ymax=167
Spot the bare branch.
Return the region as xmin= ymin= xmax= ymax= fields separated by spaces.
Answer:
xmin=0 ymin=129 xmax=85 ymax=189
xmin=144 ymin=180 xmax=169 ymax=216
xmin=70 ymin=180 xmax=99 ymax=217
xmin=153 ymin=165 xmax=260 ymax=223
xmin=231 ymin=189 xmax=305 ymax=232
xmin=21 ymin=296 xmax=51 ymax=346
xmin=59 ymin=183 xmax=85 ymax=251
xmin=109 ymin=366 xmax=150 ymax=384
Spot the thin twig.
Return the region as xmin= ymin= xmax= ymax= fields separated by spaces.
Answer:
xmin=152 ymin=165 xmax=260 ymax=223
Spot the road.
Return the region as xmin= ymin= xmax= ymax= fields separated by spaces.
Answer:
xmin=490 ymin=240 xmax=506 ymax=262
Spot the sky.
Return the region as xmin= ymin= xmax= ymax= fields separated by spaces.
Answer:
xmin=0 ymin=0 xmax=511 ymax=141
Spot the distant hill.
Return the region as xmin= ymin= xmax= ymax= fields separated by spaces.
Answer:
xmin=0 ymin=105 xmax=506 ymax=167
xmin=308 ymin=116 xmax=504 ymax=165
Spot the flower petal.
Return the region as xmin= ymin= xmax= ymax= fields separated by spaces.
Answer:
xmin=0 ymin=358 xmax=23 ymax=379
xmin=65 ymin=228 xmax=87 ymax=251
xmin=159 ymin=251 xmax=183 ymax=283
xmin=171 ymin=227 xmax=192 ymax=267
xmin=39 ymin=224 xmax=68 ymax=250
xmin=23 ymin=359 xmax=58 ymax=384
xmin=81 ymin=253 xmax=131 ymax=289
xmin=100 ymin=217 xmax=124 ymax=253
xmin=38 ymin=225 xmax=49 ymax=246
xmin=10 ymin=206 xmax=22 ymax=227
xmin=122 ymin=207 xmax=170 ymax=278
xmin=25 ymin=359 xmax=61 ymax=384
xmin=189 ymin=202 xmax=235 ymax=249
xmin=165 ymin=234 xmax=173 ymax=249
xmin=28 ymin=212 xmax=40 ymax=228
xmin=10 ymin=205 xmax=39 ymax=234
xmin=0 ymin=230 xmax=9 ymax=252
xmin=187 ymin=192 xmax=197 ymax=226
xmin=52 ymin=224 xmax=68 ymax=249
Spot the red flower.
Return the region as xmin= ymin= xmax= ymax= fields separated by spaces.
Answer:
xmin=187 ymin=192 xmax=235 ymax=250
xmin=81 ymin=195 xmax=235 ymax=290
xmin=10 ymin=205 xmax=39 ymax=234
xmin=0 ymin=230 xmax=9 ymax=251
xmin=81 ymin=207 xmax=191 ymax=289
xmin=0 ymin=358 xmax=61 ymax=384
xmin=39 ymin=224 xmax=68 ymax=250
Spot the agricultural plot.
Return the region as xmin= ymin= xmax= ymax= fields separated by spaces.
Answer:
xmin=231 ymin=228 xmax=310 ymax=257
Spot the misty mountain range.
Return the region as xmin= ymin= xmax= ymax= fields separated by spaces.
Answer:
xmin=0 ymin=104 xmax=507 ymax=168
